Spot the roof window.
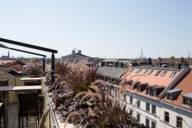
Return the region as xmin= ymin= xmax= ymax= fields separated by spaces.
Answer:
xmin=161 ymin=71 xmax=167 ymax=77
xmin=169 ymin=72 xmax=177 ymax=78
xmin=147 ymin=69 xmax=153 ymax=75
xmin=155 ymin=71 xmax=161 ymax=76
xmin=143 ymin=69 xmax=148 ymax=74
xmin=135 ymin=69 xmax=142 ymax=74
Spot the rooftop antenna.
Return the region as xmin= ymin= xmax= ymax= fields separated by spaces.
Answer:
xmin=74 ymin=46 xmax=77 ymax=52
xmin=188 ymin=51 xmax=191 ymax=59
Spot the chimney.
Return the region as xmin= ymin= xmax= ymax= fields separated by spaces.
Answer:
xmin=77 ymin=50 xmax=82 ymax=54
xmin=72 ymin=50 xmax=76 ymax=55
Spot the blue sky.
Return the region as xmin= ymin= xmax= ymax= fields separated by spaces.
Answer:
xmin=0 ymin=0 xmax=192 ymax=58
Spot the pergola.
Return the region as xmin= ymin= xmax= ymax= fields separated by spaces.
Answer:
xmin=0 ymin=38 xmax=58 ymax=82
xmin=0 ymin=43 xmax=47 ymax=72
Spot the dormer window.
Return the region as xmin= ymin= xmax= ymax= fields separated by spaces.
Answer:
xmin=137 ymin=83 xmax=148 ymax=92
xmin=166 ymin=88 xmax=182 ymax=100
xmin=183 ymin=93 xmax=192 ymax=107
xmin=132 ymin=82 xmax=140 ymax=90
xmin=127 ymin=80 xmax=133 ymax=85
xmin=146 ymin=85 xmax=164 ymax=97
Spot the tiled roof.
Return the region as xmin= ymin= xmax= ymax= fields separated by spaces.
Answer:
xmin=161 ymin=70 xmax=192 ymax=106
xmin=119 ymin=67 xmax=190 ymax=102
xmin=123 ymin=67 xmax=180 ymax=87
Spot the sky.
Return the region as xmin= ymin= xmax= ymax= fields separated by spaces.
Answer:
xmin=0 ymin=0 xmax=192 ymax=59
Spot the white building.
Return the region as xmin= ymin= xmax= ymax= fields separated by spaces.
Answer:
xmin=97 ymin=60 xmax=192 ymax=128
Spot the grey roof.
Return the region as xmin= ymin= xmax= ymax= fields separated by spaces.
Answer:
xmin=167 ymin=88 xmax=182 ymax=94
xmin=62 ymin=53 xmax=96 ymax=63
xmin=97 ymin=67 xmax=126 ymax=79
xmin=183 ymin=93 xmax=192 ymax=99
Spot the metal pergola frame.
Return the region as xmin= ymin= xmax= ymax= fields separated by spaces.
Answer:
xmin=0 ymin=38 xmax=58 ymax=82
xmin=0 ymin=43 xmax=47 ymax=72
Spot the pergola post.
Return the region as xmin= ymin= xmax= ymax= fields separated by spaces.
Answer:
xmin=51 ymin=53 xmax=55 ymax=83
xmin=43 ymin=57 xmax=46 ymax=73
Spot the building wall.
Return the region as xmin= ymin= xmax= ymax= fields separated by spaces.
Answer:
xmin=110 ymin=86 xmax=192 ymax=128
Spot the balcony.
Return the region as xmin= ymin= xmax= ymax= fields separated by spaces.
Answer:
xmin=0 ymin=75 xmax=61 ymax=128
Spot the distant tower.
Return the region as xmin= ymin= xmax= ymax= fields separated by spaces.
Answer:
xmin=8 ymin=51 xmax=10 ymax=59
xmin=141 ymin=48 xmax=144 ymax=59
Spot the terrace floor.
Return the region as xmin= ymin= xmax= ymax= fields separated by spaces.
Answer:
xmin=7 ymin=104 xmax=38 ymax=128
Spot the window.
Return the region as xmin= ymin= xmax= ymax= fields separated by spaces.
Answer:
xmin=167 ymin=93 xmax=173 ymax=100
xmin=151 ymin=121 xmax=156 ymax=128
xmin=176 ymin=116 xmax=182 ymax=128
xmin=147 ymin=69 xmax=153 ymax=75
xmin=146 ymin=103 xmax=150 ymax=112
xmin=101 ymin=62 xmax=105 ymax=66
xmin=147 ymin=87 xmax=164 ymax=97
xmin=164 ymin=111 xmax=169 ymax=123
xmin=152 ymin=105 xmax=156 ymax=115
xmin=114 ymin=90 xmax=117 ymax=97
xmin=137 ymin=113 xmax=140 ymax=121
xmin=120 ymin=62 xmax=124 ymax=68
xmin=137 ymin=100 xmax=140 ymax=108
xmin=146 ymin=87 xmax=156 ymax=96
xmin=130 ymin=96 xmax=133 ymax=105
xmin=149 ymin=88 xmax=155 ymax=96
xmin=0 ymin=80 xmax=8 ymax=86
xmin=123 ymin=94 xmax=127 ymax=102
xmin=146 ymin=118 xmax=150 ymax=127
xmin=183 ymin=97 xmax=192 ymax=107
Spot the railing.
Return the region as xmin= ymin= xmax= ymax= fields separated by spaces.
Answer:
xmin=44 ymin=85 xmax=60 ymax=128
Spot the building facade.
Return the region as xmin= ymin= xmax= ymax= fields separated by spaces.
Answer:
xmin=97 ymin=60 xmax=192 ymax=128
